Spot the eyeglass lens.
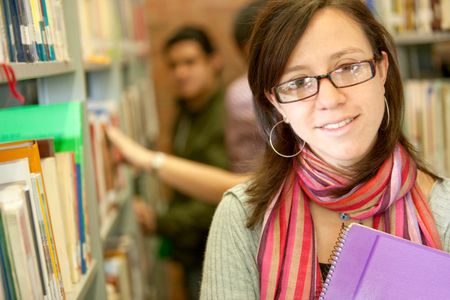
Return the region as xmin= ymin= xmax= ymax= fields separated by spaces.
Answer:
xmin=275 ymin=61 xmax=374 ymax=103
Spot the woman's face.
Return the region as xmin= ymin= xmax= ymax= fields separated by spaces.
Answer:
xmin=269 ymin=8 xmax=389 ymax=168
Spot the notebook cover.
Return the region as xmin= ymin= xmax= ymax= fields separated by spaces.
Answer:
xmin=320 ymin=223 xmax=450 ymax=300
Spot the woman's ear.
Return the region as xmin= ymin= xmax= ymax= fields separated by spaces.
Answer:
xmin=379 ymin=51 xmax=389 ymax=85
xmin=265 ymin=91 xmax=287 ymax=121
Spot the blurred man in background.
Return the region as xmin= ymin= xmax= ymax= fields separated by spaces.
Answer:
xmin=136 ymin=26 xmax=228 ymax=300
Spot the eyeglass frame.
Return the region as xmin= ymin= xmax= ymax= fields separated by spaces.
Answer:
xmin=271 ymin=58 xmax=378 ymax=104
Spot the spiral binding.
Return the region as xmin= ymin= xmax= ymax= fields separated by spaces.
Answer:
xmin=318 ymin=223 xmax=350 ymax=300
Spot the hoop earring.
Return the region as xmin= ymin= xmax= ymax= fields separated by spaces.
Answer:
xmin=383 ymin=96 xmax=390 ymax=130
xmin=269 ymin=120 xmax=305 ymax=158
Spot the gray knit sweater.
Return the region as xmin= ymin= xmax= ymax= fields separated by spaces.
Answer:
xmin=200 ymin=180 xmax=450 ymax=299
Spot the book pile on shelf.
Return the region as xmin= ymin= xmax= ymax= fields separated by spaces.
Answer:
xmin=103 ymin=235 xmax=148 ymax=300
xmin=87 ymin=100 xmax=128 ymax=227
xmin=77 ymin=0 xmax=149 ymax=65
xmin=0 ymin=101 xmax=92 ymax=299
xmin=87 ymin=79 xmax=157 ymax=229
xmin=365 ymin=0 xmax=450 ymax=33
xmin=0 ymin=0 xmax=69 ymax=63
xmin=404 ymin=80 xmax=450 ymax=177
xmin=120 ymin=84 xmax=151 ymax=146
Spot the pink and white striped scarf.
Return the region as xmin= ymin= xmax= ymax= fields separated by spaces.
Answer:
xmin=257 ymin=144 xmax=442 ymax=299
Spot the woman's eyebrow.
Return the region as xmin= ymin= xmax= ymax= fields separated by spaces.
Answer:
xmin=330 ymin=48 xmax=365 ymax=60
xmin=284 ymin=48 xmax=365 ymax=73
xmin=284 ymin=64 xmax=309 ymax=74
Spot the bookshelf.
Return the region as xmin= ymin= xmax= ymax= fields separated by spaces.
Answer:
xmin=393 ymin=34 xmax=450 ymax=179
xmin=0 ymin=0 xmax=153 ymax=299
xmin=364 ymin=1 xmax=450 ymax=178
xmin=394 ymin=31 xmax=450 ymax=46
xmin=0 ymin=62 xmax=74 ymax=82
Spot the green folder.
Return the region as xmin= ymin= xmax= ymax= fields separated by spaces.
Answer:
xmin=0 ymin=101 xmax=84 ymax=165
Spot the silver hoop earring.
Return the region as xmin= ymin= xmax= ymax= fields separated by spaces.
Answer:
xmin=269 ymin=120 xmax=305 ymax=158
xmin=383 ymin=97 xmax=390 ymax=130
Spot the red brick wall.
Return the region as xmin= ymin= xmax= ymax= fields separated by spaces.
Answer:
xmin=146 ymin=0 xmax=252 ymax=151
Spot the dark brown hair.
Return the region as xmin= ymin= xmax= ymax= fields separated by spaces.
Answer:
xmin=246 ymin=0 xmax=438 ymax=227
xmin=164 ymin=26 xmax=215 ymax=56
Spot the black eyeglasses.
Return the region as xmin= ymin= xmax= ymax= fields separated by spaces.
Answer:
xmin=272 ymin=59 xmax=377 ymax=103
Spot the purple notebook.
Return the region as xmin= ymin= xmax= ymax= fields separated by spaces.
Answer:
xmin=319 ymin=223 xmax=450 ymax=300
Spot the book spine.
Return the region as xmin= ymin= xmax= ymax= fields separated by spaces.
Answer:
xmin=0 ymin=211 xmax=17 ymax=300
xmin=3 ymin=0 xmax=20 ymax=62
xmin=0 ymin=0 xmax=6 ymax=62
xmin=14 ymin=0 xmax=34 ymax=62
xmin=319 ymin=224 xmax=350 ymax=300
xmin=1 ymin=0 xmax=16 ymax=62
xmin=28 ymin=0 xmax=46 ymax=61
xmin=19 ymin=0 xmax=39 ymax=62
xmin=75 ymin=163 xmax=87 ymax=274
xmin=39 ymin=0 xmax=55 ymax=61
xmin=25 ymin=181 xmax=50 ymax=298
xmin=36 ymin=174 xmax=65 ymax=299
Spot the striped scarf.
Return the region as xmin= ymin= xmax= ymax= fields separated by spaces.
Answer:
xmin=257 ymin=144 xmax=442 ymax=299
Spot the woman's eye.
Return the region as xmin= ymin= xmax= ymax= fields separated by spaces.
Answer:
xmin=286 ymin=79 xmax=304 ymax=90
xmin=294 ymin=79 xmax=306 ymax=87
xmin=341 ymin=64 xmax=360 ymax=73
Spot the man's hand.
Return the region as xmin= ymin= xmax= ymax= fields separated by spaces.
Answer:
xmin=133 ymin=200 xmax=157 ymax=233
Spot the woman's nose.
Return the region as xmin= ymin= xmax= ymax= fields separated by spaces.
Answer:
xmin=314 ymin=78 xmax=345 ymax=109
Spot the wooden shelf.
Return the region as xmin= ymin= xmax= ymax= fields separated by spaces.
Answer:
xmin=394 ymin=32 xmax=450 ymax=45
xmin=4 ymin=61 xmax=75 ymax=82
xmin=67 ymin=260 xmax=98 ymax=300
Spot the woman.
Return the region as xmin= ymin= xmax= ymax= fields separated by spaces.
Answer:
xmin=200 ymin=1 xmax=450 ymax=299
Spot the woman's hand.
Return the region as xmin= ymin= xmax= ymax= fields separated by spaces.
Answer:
xmin=106 ymin=126 xmax=154 ymax=171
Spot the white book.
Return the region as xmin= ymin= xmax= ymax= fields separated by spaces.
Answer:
xmin=0 ymin=242 xmax=6 ymax=300
xmin=0 ymin=183 xmax=43 ymax=300
xmin=0 ymin=0 xmax=6 ymax=63
xmin=42 ymin=157 xmax=73 ymax=294
xmin=442 ymin=0 xmax=450 ymax=30
xmin=29 ymin=172 xmax=55 ymax=300
xmin=0 ymin=159 xmax=48 ymax=299
xmin=442 ymin=82 xmax=450 ymax=176
xmin=54 ymin=152 xmax=81 ymax=284
xmin=415 ymin=0 xmax=433 ymax=33
xmin=31 ymin=173 xmax=64 ymax=300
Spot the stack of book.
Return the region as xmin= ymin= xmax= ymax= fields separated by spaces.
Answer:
xmin=365 ymin=0 xmax=450 ymax=34
xmin=404 ymin=80 xmax=450 ymax=177
xmin=77 ymin=0 xmax=149 ymax=65
xmin=0 ymin=101 xmax=91 ymax=299
xmin=0 ymin=0 xmax=69 ymax=63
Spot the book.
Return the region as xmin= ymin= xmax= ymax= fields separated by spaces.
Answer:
xmin=319 ymin=223 xmax=450 ymax=299
xmin=0 ymin=182 xmax=43 ymax=299
xmin=39 ymin=0 xmax=55 ymax=60
xmin=55 ymin=152 xmax=82 ymax=284
xmin=1 ymin=0 xmax=17 ymax=62
xmin=41 ymin=155 xmax=74 ymax=292
xmin=0 ymin=157 xmax=60 ymax=299
xmin=0 ymin=194 xmax=17 ymax=300
xmin=0 ymin=141 xmax=65 ymax=298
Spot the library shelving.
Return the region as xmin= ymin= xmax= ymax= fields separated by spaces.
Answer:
xmin=393 ymin=34 xmax=450 ymax=179
xmin=365 ymin=1 xmax=450 ymax=177
xmin=0 ymin=0 xmax=154 ymax=299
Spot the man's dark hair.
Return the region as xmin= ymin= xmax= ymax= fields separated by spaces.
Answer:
xmin=233 ymin=0 xmax=266 ymax=52
xmin=164 ymin=26 xmax=215 ymax=55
